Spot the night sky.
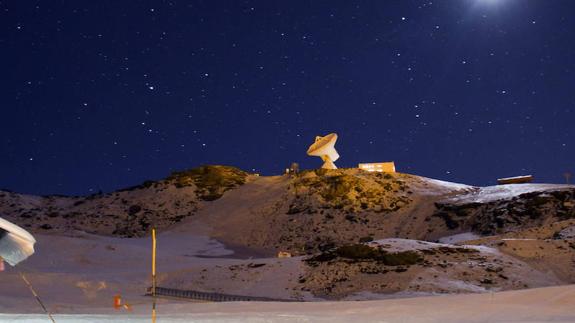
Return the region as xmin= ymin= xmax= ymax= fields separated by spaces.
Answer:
xmin=2 ymin=0 xmax=575 ymax=195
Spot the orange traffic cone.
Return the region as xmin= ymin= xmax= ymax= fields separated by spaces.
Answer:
xmin=113 ymin=294 xmax=122 ymax=309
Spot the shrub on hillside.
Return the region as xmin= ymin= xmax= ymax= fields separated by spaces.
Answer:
xmin=168 ymin=165 xmax=248 ymax=201
xmin=306 ymin=244 xmax=422 ymax=267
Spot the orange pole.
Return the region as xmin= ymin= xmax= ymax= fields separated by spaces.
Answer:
xmin=152 ymin=228 xmax=157 ymax=323
xmin=152 ymin=228 xmax=156 ymax=296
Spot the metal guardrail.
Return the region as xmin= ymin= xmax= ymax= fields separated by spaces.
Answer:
xmin=147 ymin=287 xmax=298 ymax=302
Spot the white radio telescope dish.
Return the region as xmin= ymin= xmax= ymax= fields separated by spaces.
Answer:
xmin=0 ymin=217 xmax=36 ymax=266
xmin=307 ymin=133 xmax=340 ymax=169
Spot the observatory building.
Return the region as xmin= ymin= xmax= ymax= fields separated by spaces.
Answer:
xmin=307 ymin=133 xmax=340 ymax=169
xmin=497 ymin=175 xmax=533 ymax=185
xmin=358 ymin=162 xmax=396 ymax=173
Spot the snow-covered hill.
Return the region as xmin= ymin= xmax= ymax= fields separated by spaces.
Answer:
xmin=1 ymin=165 xmax=575 ymax=312
xmin=0 ymin=165 xmax=249 ymax=237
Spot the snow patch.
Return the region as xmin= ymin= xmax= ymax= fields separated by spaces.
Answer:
xmin=438 ymin=232 xmax=481 ymax=244
xmin=431 ymin=277 xmax=488 ymax=293
xmin=445 ymin=184 xmax=574 ymax=204
xmin=369 ymin=238 xmax=494 ymax=254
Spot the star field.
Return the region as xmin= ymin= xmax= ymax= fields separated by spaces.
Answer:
xmin=1 ymin=0 xmax=575 ymax=195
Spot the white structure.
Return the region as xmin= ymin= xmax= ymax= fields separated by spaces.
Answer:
xmin=497 ymin=175 xmax=533 ymax=185
xmin=0 ymin=217 xmax=36 ymax=266
xmin=359 ymin=162 xmax=396 ymax=173
xmin=307 ymin=133 xmax=340 ymax=169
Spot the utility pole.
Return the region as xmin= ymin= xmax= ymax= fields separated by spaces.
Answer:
xmin=564 ymin=172 xmax=572 ymax=184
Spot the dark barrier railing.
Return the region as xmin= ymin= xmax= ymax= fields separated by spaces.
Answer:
xmin=147 ymin=286 xmax=298 ymax=302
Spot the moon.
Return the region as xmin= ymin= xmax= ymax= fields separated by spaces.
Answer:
xmin=473 ymin=0 xmax=505 ymax=9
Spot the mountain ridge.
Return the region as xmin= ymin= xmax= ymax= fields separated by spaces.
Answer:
xmin=2 ymin=165 xmax=575 ymax=301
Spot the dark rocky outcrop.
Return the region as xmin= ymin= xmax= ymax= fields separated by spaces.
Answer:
xmin=433 ymin=189 xmax=575 ymax=235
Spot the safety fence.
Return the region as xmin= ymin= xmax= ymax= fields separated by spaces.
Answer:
xmin=147 ymin=287 xmax=298 ymax=302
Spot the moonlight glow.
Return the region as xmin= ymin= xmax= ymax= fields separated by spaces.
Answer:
xmin=476 ymin=0 xmax=504 ymax=6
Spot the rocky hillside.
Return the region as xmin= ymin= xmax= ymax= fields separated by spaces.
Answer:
xmin=2 ymin=165 xmax=575 ymax=301
xmin=2 ymin=166 xmax=575 ymax=248
xmin=433 ymin=185 xmax=575 ymax=235
xmin=193 ymin=169 xmax=474 ymax=255
xmin=0 ymin=165 xmax=248 ymax=237
xmin=299 ymin=239 xmax=560 ymax=299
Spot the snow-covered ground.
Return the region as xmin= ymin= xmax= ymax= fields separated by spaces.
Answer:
xmin=370 ymin=238 xmax=491 ymax=253
xmin=438 ymin=232 xmax=481 ymax=244
xmin=2 ymin=173 xmax=575 ymax=322
xmin=0 ymin=230 xmax=305 ymax=313
xmin=444 ymin=183 xmax=573 ymax=204
xmin=1 ymin=284 xmax=574 ymax=322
